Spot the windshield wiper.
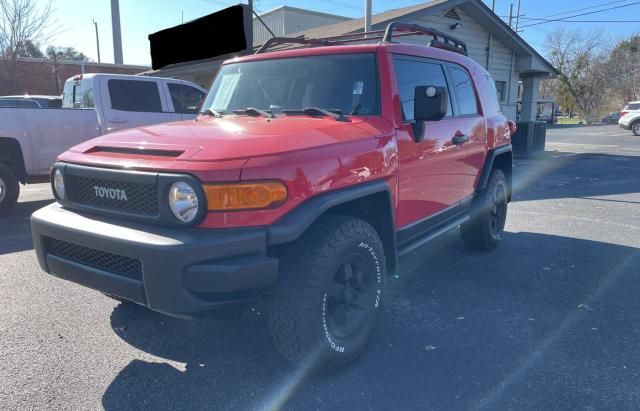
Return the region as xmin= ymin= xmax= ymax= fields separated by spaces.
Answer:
xmin=232 ymin=107 xmax=274 ymax=118
xmin=199 ymin=108 xmax=223 ymax=118
xmin=282 ymin=107 xmax=349 ymax=122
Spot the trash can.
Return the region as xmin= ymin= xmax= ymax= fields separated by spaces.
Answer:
xmin=512 ymin=121 xmax=547 ymax=156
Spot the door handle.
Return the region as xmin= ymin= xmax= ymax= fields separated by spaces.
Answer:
xmin=452 ymin=134 xmax=468 ymax=145
xmin=109 ymin=118 xmax=127 ymax=124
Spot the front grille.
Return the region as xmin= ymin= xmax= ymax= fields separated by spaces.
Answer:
xmin=66 ymin=174 xmax=159 ymax=215
xmin=45 ymin=237 xmax=142 ymax=280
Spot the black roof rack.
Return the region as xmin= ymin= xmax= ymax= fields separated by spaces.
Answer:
xmin=255 ymin=21 xmax=468 ymax=56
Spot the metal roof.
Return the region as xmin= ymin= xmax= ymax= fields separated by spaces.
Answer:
xmin=255 ymin=5 xmax=351 ymax=22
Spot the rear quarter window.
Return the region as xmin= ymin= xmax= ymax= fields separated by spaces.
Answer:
xmin=447 ymin=64 xmax=479 ymax=115
xmin=484 ymin=75 xmax=503 ymax=113
xmin=625 ymin=103 xmax=640 ymax=110
xmin=62 ymin=79 xmax=94 ymax=109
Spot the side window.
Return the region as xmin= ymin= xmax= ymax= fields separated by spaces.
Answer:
xmin=18 ymin=100 xmax=39 ymax=108
xmin=447 ymin=64 xmax=479 ymax=115
xmin=393 ymin=57 xmax=452 ymax=121
xmin=167 ymin=83 xmax=205 ymax=114
xmin=108 ymin=79 xmax=163 ymax=112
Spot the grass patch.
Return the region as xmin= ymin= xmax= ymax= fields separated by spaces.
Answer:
xmin=555 ymin=117 xmax=586 ymax=125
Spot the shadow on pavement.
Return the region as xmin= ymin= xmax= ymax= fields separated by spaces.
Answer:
xmin=512 ymin=152 xmax=640 ymax=202
xmin=102 ymin=231 xmax=640 ymax=410
xmin=0 ymin=199 xmax=52 ymax=255
xmin=547 ymin=124 xmax=595 ymax=129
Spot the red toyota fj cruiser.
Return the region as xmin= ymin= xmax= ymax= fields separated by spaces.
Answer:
xmin=31 ymin=24 xmax=514 ymax=368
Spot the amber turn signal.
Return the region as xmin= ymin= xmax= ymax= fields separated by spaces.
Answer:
xmin=204 ymin=182 xmax=288 ymax=211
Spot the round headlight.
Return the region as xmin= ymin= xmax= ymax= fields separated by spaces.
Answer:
xmin=169 ymin=181 xmax=199 ymax=223
xmin=53 ymin=169 xmax=65 ymax=199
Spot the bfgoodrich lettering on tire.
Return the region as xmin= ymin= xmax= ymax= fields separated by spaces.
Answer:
xmin=268 ymin=215 xmax=387 ymax=369
xmin=461 ymin=168 xmax=508 ymax=251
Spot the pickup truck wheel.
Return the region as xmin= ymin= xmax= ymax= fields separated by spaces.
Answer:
xmin=461 ymin=168 xmax=508 ymax=251
xmin=632 ymin=121 xmax=640 ymax=136
xmin=0 ymin=164 xmax=19 ymax=215
xmin=269 ymin=215 xmax=386 ymax=370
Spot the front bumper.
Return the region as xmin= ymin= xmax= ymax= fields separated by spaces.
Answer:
xmin=31 ymin=203 xmax=278 ymax=318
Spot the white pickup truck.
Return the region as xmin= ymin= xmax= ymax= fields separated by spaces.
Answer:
xmin=0 ymin=73 xmax=206 ymax=213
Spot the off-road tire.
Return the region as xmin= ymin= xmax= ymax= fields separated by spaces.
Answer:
xmin=269 ymin=215 xmax=387 ymax=370
xmin=0 ymin=163 xmax=20 ymax=215
xmin=632 ymin=120 xmax=640 ymax=136
xmin=461 ymin=168 xmax=508 ymax=251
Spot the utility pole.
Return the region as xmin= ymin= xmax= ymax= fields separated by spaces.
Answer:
xmin=508 ymin=3 xmax=513 ymax=29
xmin=515 ymin=0 xmax=522 ymax=32
xmin=247 ymin=0 xmax=254 ymax=51
xmin=492 ymin=0 xmax=496 ymax=11
xmin=111 ymin=0 xmax=123 ymax=64
xmin=93 ymin=20 xmax=101 ymax=63
xmin=364 ymin=0 xmax=372 ymax=37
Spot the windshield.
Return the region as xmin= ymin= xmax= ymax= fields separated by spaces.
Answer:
xmin=202 ymin=53 xmax=379 ymax=116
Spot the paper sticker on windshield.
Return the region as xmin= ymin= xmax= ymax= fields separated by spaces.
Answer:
xmin=352 ymin=81 xmax=364 ymax=95
xmin=212 ymin=73 xmax=241 ymax=109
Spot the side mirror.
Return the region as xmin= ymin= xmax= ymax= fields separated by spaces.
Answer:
xmin=412 ymin=86 xmax=448 ymax=142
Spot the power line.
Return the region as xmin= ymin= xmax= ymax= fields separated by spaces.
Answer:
xmin=521 ymin=1 xmax=640 ymax=27
xmin=522 ymin=18 xmax=640 ymax=23
xmin=530 ymin=0 xmax=631 ymax=19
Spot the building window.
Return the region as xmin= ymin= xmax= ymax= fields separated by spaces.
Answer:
xmin=495 ymin=80 xmax=507 ymax=103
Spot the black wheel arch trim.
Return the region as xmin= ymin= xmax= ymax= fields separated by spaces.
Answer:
xmin=476 ymin=144 xmax=512 ymax=195
xmin=267 ymin=179 xmax=397 ymax=273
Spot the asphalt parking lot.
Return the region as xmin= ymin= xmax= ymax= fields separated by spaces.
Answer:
xmin=1 ymin=125 xmax=638 ymax=410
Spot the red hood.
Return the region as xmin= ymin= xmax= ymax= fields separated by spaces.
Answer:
xmin=67 ymin=115 xmax=384 ymax=162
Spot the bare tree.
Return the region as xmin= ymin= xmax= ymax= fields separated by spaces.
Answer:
xmin=539 ymin=78 xmax=558 ymax=101
xmin=0 ymin=0 xmax=54 ymax=93
xmin=546 ymin=27 xmax=607 ymax=123
xmin=607 ymin=34 xmax=640 ymax=106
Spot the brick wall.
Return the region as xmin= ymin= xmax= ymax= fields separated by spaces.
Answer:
xmin=0 ymin=58 xmax=148 ymax=96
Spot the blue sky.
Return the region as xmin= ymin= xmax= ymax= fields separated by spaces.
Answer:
xmin=46 ymin=0 xmax=639 ymax=66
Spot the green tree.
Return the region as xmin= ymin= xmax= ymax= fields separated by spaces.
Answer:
xmin=15 ymin=39 xmax=44 ymax=57
xmin=46 ymin=45 xmax=90 ymax=62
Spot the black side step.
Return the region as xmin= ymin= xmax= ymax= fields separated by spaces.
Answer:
xmin=397 ymin=214 xmax=469 ymax=257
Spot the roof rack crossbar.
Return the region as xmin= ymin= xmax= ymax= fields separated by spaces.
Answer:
xmin=256 ymin=37 xmax=331 ymax=54
xmin=254 ymin=22 xmax=468 ymax=56
xmin=383 ymin=22 xmax=468 ymax=56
